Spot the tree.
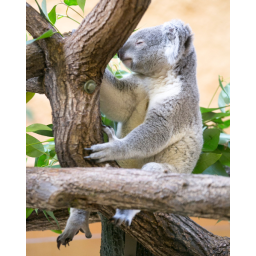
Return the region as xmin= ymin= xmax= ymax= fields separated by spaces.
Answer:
xmin=26 ymin=1 xmax=230 ymax=255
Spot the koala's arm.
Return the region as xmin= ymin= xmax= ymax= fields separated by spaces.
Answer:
xmin=87 ymin=100 xmax=175 ymax=162
xmin=100 ymin=69 xmax=141 ymax=122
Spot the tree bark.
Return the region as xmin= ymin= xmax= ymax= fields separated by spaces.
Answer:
xmin=27 ymin=167 xmax=230 ymax=220
xmin=26 ymin=210 xmax=100 ymax=231
xmin=26 ymin=42 xmax=45 ymax=80
xmin=26 ymin=77 xmax=45 ymax=94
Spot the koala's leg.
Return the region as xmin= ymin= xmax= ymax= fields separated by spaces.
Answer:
xmin=57 ymin=208 xmax=91 ymax=249
xmin=111 ymin=209 xmax=141 ymax=226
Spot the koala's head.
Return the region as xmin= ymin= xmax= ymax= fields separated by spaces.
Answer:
xmin=118 ymin=20 xmax=194 ymax=75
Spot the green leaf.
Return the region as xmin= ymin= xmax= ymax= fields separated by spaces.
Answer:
xmin=50 ymin=165 xmax=61 ymax=168
xmin=202 ymin=129 xmax=220 ymax=151
xmin=214 ymin=145 xmax=230 ymax=167
xmin=26 ymin=134 xmax=45 ymax=157
xmin=33 ymin=124 xmax=54 ymax=137
xmin=64 ymin=0 xmax=78 ymax=6
xmin=202 ymin=112 xmax=229 ymax=123
xmin=193 ymin=153 xmax=222 ymax=174
xmin=45 ymin=211 xmax=60 ymax=229
xmin=48 ymin=5 xmax=57 ymax=24
xmin=77 ymin=0 xmax=86 ymax=12
xmin=51 ymin=230 xmax=62 ymax=234
xmin=44 ymin=142 xmax=55 ymax=152
xmin=218 ymin=77 xmax=230 ymax=100
xmin=34 ymin=0 xmax=46 ymax=17
xmin=35 ymin=154 xmax=49 ymax=167
xmin=219 ymin=133 xmax=230 ymax=145
xmin=41 ymin=0 xmax=49 ymax=20
xmin=26 ymin=123 xmax=52 ymax=133
xmin=218 ymin=119 xmax=230 ymax=129
xmin=26 ymin=29 xmax=55 ymax=45
xmin=26 ymin=92 xmax=35 ymax=103
xmin=200 ymin=106 xmax=228 ymax=113
xmin=26 ymin=208 xmax=34 ymax=219
xmin=218 ymin=84 xmax=230 ymax=113
xmin=202 ymin=161 xmax=229 ymax=177
xmin=35 ymin=209 xmax=39 ymax=215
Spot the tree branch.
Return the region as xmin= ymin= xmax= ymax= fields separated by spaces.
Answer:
xmin=26 ymin=42 xmax=45 ymax=80
xmin=26 ymin=210 xmax=100 ymax=231
xmin=100 ymin=207 xmax=230 ymax=256
xmin=65 ymin=0 xmax=151 ymax=83
xmin=26 ymin=3 xmax=60 ymax=39
xmin=26 ymin=77 xmax=45 ymax=94
xmin=27 ymin=167 xmax=230 ymax=220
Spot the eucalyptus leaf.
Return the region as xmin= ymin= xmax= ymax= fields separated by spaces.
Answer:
xmin=26 ymin=123 xmax=52 ymax=133
xmin=26 ymin=29 xmax=55 ymax=45
xmin=26 ymin=208 xmax=34 ymax=219
xmin=41 ymin=0 xmax=49 ymax=20
xmin=202 ymin=161 xmax=229 ymax=177
xmin=218 ymin=119 xmax=230 ymax=129
xmin=218 ymin=84 xmax=230 ymax=113
xmin=33 ymin=124 xmax=54 ymax=137
xmin=214 ymin=145 xmax=230 ymax=167
xmin=26 ymin=92 xmax=35 ymax=103
xmin=219 ymin=133 xmax=230 ymax=145
xmin=64 ymin=0 xmax=78 ymax=6
xmin=48 ymin=5 xmax=57 ymax=24
xmin=202 ymin=112 xmax=229 ymax=123
xmin=51 ymin=230 xmax=62 ymax=234
xmin=77 ymin=0 xmax=86 ymax=12
xmin=35 ymin=154 xmax=49 ymax=167
xmin=193 ymin=153 xmax=222 ymax=174
xmin=45 ymin=211 xmax=60 ymax=229
xmin=202 ymin=129 xmax=220 ymax=151
xmin=26 ymin=134 xmax=45 ymax=157
xmin=200 ymin=106 xmax=228 ymax=113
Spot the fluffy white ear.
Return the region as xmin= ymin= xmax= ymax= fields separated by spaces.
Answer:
xmin=184 ymin=25 xmax=194 ymax=54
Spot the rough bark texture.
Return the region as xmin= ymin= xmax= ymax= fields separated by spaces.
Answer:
xmin=26 ymin=42 xmax=45 ymax=80
xmin=99 ymin=207 xmax=230 ymax=256
xmin=26 ymin=0 xmax=151 ymax=168
xmin=26 ymin=167 xmax=230 ymax=220
xmin=99 ymin=213 xmax=125 ymax=256
xmin=26 ymin=210 xmax=100 ymax=231
xmin=26 ymin=77 xmax=45 ymax=94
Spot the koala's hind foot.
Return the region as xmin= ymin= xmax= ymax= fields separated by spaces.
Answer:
xmin=142 ymin=162 xmax=177 ymax=173
xmin=57 ymin=209 xmax=92 ymax=249
xmin=110 ymin=209 xmax=140 ymax=226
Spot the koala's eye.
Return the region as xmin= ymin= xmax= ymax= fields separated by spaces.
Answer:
xmin=136 ymin=40 xmax=144 ymax=45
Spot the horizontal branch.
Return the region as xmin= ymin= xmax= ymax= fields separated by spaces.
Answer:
xmin=27 ymin=167 xmax=230 ymax=220
xmin=26 ymin=77 xmax=45 ymax=94
xmin=26 ymin=42 xmax=45 ymax=80
xmin=26 ymin=209 xmax=100 ymax=231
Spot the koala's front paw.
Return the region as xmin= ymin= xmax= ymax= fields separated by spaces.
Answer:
xmin=85 ymin=126 xmax=122 ymax=162
xmin=110 ymin=209 xmax=140 ymax=227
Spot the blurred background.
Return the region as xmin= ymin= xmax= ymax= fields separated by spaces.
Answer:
xmin=26 ymin=0 xmax=230 ymax=255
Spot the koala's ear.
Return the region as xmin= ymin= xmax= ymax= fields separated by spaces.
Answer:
xmin=184 ymin=25 xmax=194 ymax=54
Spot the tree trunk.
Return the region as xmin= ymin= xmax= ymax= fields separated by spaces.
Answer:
xmin=99 ymin=213 xmax=125 ymax=256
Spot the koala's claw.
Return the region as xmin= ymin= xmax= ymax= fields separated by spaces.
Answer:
xmin=56 ymin=229 xmax=81 ymax=249
xmin=57 ymin=236 xmax=72 ymax=250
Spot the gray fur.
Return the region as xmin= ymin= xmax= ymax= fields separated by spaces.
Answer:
xmin=60 ymin=19 xmax=203 ymax=243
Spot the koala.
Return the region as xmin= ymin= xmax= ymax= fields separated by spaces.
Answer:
xmin=57 ymin=19 xmax=203 ymax=248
